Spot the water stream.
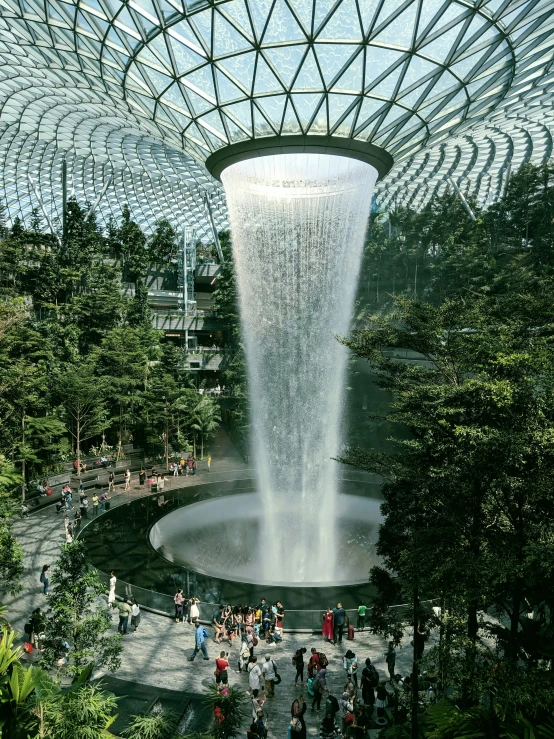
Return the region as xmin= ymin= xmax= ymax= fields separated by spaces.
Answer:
xmin=221 ymin=153 xmax=377 ymax=582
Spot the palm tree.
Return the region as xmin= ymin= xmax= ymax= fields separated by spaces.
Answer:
xmin=190 ymin=397 xmax=221 ymax=459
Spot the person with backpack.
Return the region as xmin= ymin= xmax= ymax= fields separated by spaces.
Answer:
xmin=188 ymin=619 xmax=210 ymax=660
xmin=325 ymin=692 xmax=340 ymax=721
xmin=293 ymin=646 xmax=307 ymax=685
xmin=385 ymin=642 xmax=396 ymax=683
xmin=39 ymin=564 xmax=50 ymax=595
xmin=262 ymin=654 xmax=278 ymax=697
xmin=311 ymin=666 xmax=328 ymax=711
xmin=290 ymin=695 xmax=307 ymax=739
xmin=361 ymin=658 xmax=378 ymax=707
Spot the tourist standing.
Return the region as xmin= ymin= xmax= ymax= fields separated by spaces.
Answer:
xmin=39 ymin=564 xmax=50 ymax=595
xmin=174 ymin=589 xmax=185 ymax=622
xmin=290 ymin=695 xmax=307 ymax=739
xmin=414 ymin=621 xmax=426 ymax=661
xmin=262 ymin=655 xmax=277 ymax=697
xmin=124 ymin=468 xmax=131 ymax=491
xmin=108 ymin=571 xmax=116 ymax=604
xmin=213 ymin=604 xmax=224 ymax=643
xmin=248 ymin=656 xmax=264 ymax=697
xmin=188 ymin=619 xmax=209 ymax=661
xmin=189 ymin=596 xmax=200 ymax=623
xmin=192 ymin=458 xmax=197 ymax=475
xmin=92 ymin=493 xmax=99 ymax=516
xmin=308 ymin=648 xmax=321 ymax=678
xmin=322 ymin=608 xmax=334 ymax=641
xmin=108 ymin=471 xmax=115 ymax=492
xmin=332 ymin=603 xmax=346 ymax=645
xmin=65 ymin=490 xmax=73 ymax=509
xmin=311 ymin=666 xmax=328 ymax=711
xmin=294 ymin=647 xmax=307 ymax=686
xmin=207 ymin=454 xmax=212 ymax=471
xmin=361 ymin=659 xmax=378 ymax=708
xmin=186 ymin=457 xmax=193 ymax=475
xmin=276 ymin=601 xmax=285 ymax=637
xmin=131 ymin=598 xmax=141 ymax=632
xmin=80 ymin=495 xmax=88 ymax=518
xmin=117 ymin=599 xmax=131 ymax=635
xmin=159 ymin=474 xmax=166 ymax=491
xmin=139 ymin=468 xmax=146 ymax=487
xmin=343 ymin=650 xmax=358 ymax=687
xmin=385 ymin=642 xmax=396 ymax=683
xmin=357 ymin=602 xmax=367 ymax=631
xmin=215 ymin=651 xmax=230 ymax=685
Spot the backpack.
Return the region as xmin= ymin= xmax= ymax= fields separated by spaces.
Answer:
xmin=319 ymin=652 xmax=329 ymax=668
xmin=253 ymin=637 xmax=258 ymax=646
xmin=39 ymin=572 xmax=45 ymax=583
xmin=202 ymin=628 xmax=209 ymax=639
xmin=369 ymin=666 xmax=379 ymax=688
xmin=307 ymin=677 xmax=315 ymax=696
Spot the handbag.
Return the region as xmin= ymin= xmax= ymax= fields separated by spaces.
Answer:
xmin=290 ymin=718 xmax=301 ymax=732
xmin=272 ymin=661 xmax=281 ymax=684
xmin=24 ymin=642 xmax=34 ymax=653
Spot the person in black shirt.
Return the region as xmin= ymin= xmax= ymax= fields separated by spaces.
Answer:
xmin=332 ymin=603 xmax=346 ymax=644
xmin=294 ymin=646 xmax=307 ymax=685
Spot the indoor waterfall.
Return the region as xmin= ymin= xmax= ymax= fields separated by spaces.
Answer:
xmin=221 ymin=153 xmax=378 ymax=582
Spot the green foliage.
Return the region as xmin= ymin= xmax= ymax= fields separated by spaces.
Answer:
xmin=148 ymin=218 xmax=178 ymax=264
xmin=203 ymin=684 xmax=247 ymax=739
xmin=38 ymin=682 xmax=118 ymax=739
xmin=121 ymin=710 xmax=179 ymax=739
xmin=0 ymin=457 xmax=24 ymax=593
xmin=40 ymin=541 xmax=122 ymax=676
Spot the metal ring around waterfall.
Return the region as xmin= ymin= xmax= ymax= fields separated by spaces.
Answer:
xmin=205 ymin=135 xmax=394 ymax=182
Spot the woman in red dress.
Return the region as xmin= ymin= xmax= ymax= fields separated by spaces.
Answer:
xmin=322 ymin=608 xmax=334 ymax=641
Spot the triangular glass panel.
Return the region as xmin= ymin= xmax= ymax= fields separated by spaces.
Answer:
xmin=417 ymin=0 xmax=447 ymax=38
xmin=144 ymin=65 xmax=173 ymax=92
xmin=253 ymin=106 xmax=273 ymax=136
xmin=332 ymin=50 xmax=363 ymax=92
xmin=318 ymin=0 xmax=362 ymax=41
xmin=333 ymin=106 xmax=357 ymax=136
xmin=224 ymin=100 xmax=253 ymax=133
xmin=372 ymin=0 xmax=417 ymax=50
xmin=263 ymin=0 xmax=305 ymax=44
xmin=254 ymin=56 xmax=283 ymax=94
xmin=426 ymin=70 xmax=458 ymax=102
xmin=367 ymin=64 xmax=403 ymax=98
xmin=77 ymin=11 xmax=98 ymax=37
xmin=378 ymin=103 xmax=410 ymax=132
xmin=327 ymin=92 xmax=357 ymax=127
xmin=291 ymin=0 xmax=314 ymax=35
xmin=314 ymin=0 xmax=337 ymax=34
xmin=248 ymin=0 xmax=272 ymax=40
xmin=398 ymin=55 xmax=438 ymax=92
xmin=214 ymin=11 xmax=252 ymax=56
xmin=168 ymin=21 xmax=205 ymax=57
xmin=255 ymin=94 xmax=287 ymax=130
xmin=263 ymin=45 xmax=307 ymax=88
xmin=281 ymin=97 xmax=302 ymax=134
xmin=291 ymin=47 xmax=323 ymax=90
xmin=216 ymin=69 xmax=246 ymax=103
xmin=181 ymin=64 xmax=216 ymax=103
xmin=48 ymin=2 xmax=67 ymax=23
xmin=136 ymin=43 xmax=168 ymax=72
xmin=291 ymin=92 xmax=323 ymax=129
xmin=315 ymin=43 xmax=358 ymax=86
xmin=419 ymin=22 xmax=464 ymax=63
xmin=184 ymin=87 xmax=213 ymax=115
xmin=220 ymin=0 xmax=254 ymax=41
xmin=364 ymin=46 xmax=404 ymax=89
xmin=450 ymin=50 xmax=483 ymax=82
xmin=437 ymin=88 xmax=468 ymax=116
xmin=358 ymin=0 xmax=380 ymax=35
xmin=169 ymin=35 xmax=205 ymax=75
xmin=397 ymin=82 xmax=427 ymax=109
xmin=133 ymin=0 xmax=157 ymax=21
xmin=222 ymin=113 xmax=250 ymax=142
xmin=217 ymin=51 xmax=256 ymax=93
xmin=199 ymin=110 xmax=227 ymax=140
xmin=190 ymin=9 xmax=212 ymax=52
xmin=355 ymin=96 xmax=386 ymax=131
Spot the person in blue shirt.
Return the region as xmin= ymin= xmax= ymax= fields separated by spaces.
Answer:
xmin=332 ymin=603 xmax=346 ymax=645
xmin=188 ymin=619 xmax=210 ymax=661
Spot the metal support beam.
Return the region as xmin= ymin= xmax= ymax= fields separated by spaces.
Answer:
xmin=203 ymin=192 xmax=224 ymax=263
xmin=27 ymin=174 xmax=61 ymax=246
xmin=501 ymin=162 xmax=511 ymax=200
xmin=61 ymin=157 xmax=67 ymax=240
xmin=449 ymin=176 xmax=476 ymax=222
xmin=85 ymin=176 xmax=113 ymax=221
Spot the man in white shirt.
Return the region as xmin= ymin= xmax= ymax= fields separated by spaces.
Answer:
xmin=248 ymin=656 xmax=264 ymax=697
xmin=261 ymin=654 xmax=277 ymax=697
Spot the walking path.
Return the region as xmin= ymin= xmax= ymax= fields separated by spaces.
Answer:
xmin=5 ymin=430 xmax=424 ymax=738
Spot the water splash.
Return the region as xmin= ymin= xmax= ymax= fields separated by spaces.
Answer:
xmin=221 ymin=153 xmax=377 ymax=582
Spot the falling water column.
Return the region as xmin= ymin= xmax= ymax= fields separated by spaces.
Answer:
xmin=221 ymin=153 xmax=378 ymax=583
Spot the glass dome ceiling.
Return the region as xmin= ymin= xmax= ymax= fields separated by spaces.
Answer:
xmin=0 ymin=0 xmax=553 ymax=231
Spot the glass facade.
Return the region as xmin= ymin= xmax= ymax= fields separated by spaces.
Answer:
xmin=0 ymin=0 xmax=552 ymax=229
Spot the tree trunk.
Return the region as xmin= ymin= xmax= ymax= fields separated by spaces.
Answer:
xmin=201 ymin=434 xmax=204 ymax=459
xmin=76 ymin=415 xmax=81 ymax=477
xmin=411 ymin=586 xmax=419 ymax=739
xmin=193 ymin=433 xmax=196 ymax=457
xmin=21 ymin=411 xmax=26 ymax=502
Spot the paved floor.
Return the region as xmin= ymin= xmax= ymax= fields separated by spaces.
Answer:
xmin=5 ymin=431 xmax=421 ymax=738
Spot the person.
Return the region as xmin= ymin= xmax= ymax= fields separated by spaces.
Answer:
xmin=215 ymin=650 xmax=230 ymax=685
xmin=213 ymin=604 xmax=224 ymax=643
xmin=73 ymin=508 xmax=82 ymax=530
xmin=325 ymin=692 xmax=340 ymax=721
xmin=63 ymin=514 xmax=70 ymax=531
xmin=39 ymin=564 xmax=50 ymax=595
xmin=294 ymin=647 xmax=307 ymax=686
xmin=250 ymin=690 xmax=263 ymax=722
xmin=333 ymin=603 xmax=346 ymax=645
xmin=262 ymin=607 xmax=271 ymax=640
xmin=139 ymin=468 xmax=146 ymax=487
xmin=262 ymin=654 xmax=277 ymax=697
xmin=21 ymin=503 xmax=29 ymax=517
xmin=375 ymin=679 xmax=388 ymax=716
xmin=192 ymin=458 xmax=197 ymax=475
xmin=108 ymin=471 xmax=115 ymax=492
xmin=108 ymin=571 xmax=116 ymax=604
xmin=385 ymin=642 xmax=396 ymax=683
xmin=186 ymin=457 xmax=193 ymax=475
xmin=343 ymin=650 xmax=358 ymax=687
xmin=124 ymin=468 xmax=131 ymax=491
xmin=361 ymin=659 xmax=378 ymax=707
xmin=290 ymin=695 xmax=307 ymax=739
xmin=179 ymin=456 xmax=185 ymax=475
xmin=188 ymin=619 xmax=210 ymax=661
xmin=174 ymin=589 xmax=185 ymax=622
xmin=117 ymin=599 xmax=131 ymax=635
xmin=239 ymin=640 xmax=250 ymax=673
xmin=207 ymin=454 xmax=212 ymax=471
xmin=322 ymin=608 xmax=334 ymax=641
xmin=65 ymin=490 xmax=73 ymax=509
xmin=267 ymin=621 xmax=282 ymax=644
xmin=320 ymin=712 xmax=339 ymax=739
xmin=131 ymin=598 xmax=141 ymax=632
xmin=311 ymin=666 xmax=328 ymax=711
xmin=80 ymin=495 xmax=89 ymax=518
xmin=172 ymin=462 xmax=178 ymax=477
xmin=98 ymin=491 xmax=110 ymax=510
xmin=100 ymin=455 xmax=108 ymax=468
xmin=65 ymin=526 xmax=73 ymax=543
xmin=189 ymin=596 xmax=200 ymax=623
xmin=276 ymin=601 xmax=285 ymax=636
xmin=248 ymin=656 xmax=264 ymax=697
xmin=92 ymin=493 xmax=99 ymax=516
xmin=308 ymin=648 xmax=321 ymax=678
xmin=357 ymin=602 xmax=367 ymax=631
xmin=30 ymin=607 xmax=46 ymax=649
xmin=414 ymin=621 xmax=426 ymax=660
xmin=159 ymin=474 xmax=166 ymax=491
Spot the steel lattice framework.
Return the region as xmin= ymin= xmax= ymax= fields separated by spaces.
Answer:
xmin=0 ymin=0 xmax=553 ymax=232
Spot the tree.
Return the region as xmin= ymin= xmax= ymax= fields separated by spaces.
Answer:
xmin=203 ymin=684 xmax=246 ymax=739
xmin=148 ymin=218 xmax=177 ymax=264
xmin=0 ymin=457 xmax=24 ymax=594
xmin=121 ymin=711 xmax=178 ymax=739
xmin=39 ymin=681 xmax=117 ymax=739
xmin=190 ymin=397 xmax=221 ymax=459
xmin=40 ymin=540 xmax=122 ymax=676
xmin=55 ymin=361 xmax=107 ymax=473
